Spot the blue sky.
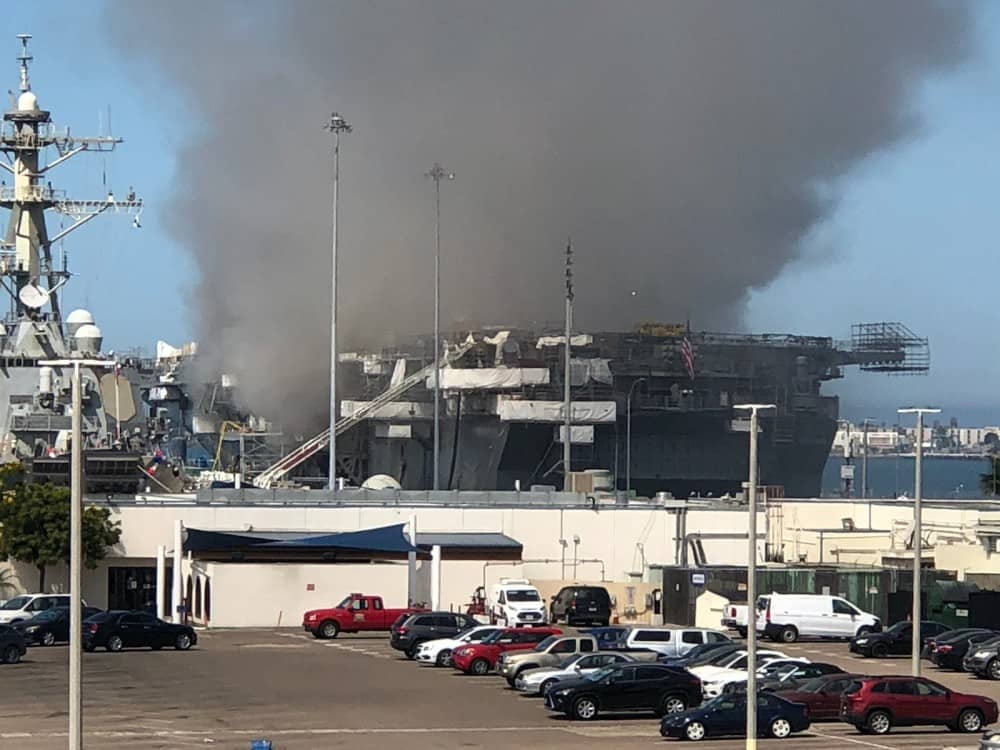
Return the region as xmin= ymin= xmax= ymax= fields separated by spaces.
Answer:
xmin=4 ymin=3 xmax=999 ymax=425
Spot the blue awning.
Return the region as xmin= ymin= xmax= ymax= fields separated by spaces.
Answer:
xmin=183 ymin=523 xmax=420 ymax=555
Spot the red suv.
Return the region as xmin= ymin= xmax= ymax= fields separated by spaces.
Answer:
xmin=840 ymin=676 xmax=998 ymax=735
xmin=452 ymin=627 xmax=561 ymax=675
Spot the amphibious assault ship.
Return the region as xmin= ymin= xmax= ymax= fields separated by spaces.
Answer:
xmin=250 ymin=322 xmax=929 ymax=498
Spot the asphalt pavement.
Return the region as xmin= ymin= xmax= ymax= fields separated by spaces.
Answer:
xmin=0 ymin=629 xmax=995 ymax=750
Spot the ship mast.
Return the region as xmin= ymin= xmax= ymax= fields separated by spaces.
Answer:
xmin=0 ymin=34 xmax=141 ymax=355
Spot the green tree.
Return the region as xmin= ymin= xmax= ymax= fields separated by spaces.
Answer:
xmin=982 ymin=455 xmax=1000 ymax=497
xmin=0 ymin=481 xmax=121 ymax=591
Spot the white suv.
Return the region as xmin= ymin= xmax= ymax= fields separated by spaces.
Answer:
xmin=0 ymin=594 xmax=77 ymax=624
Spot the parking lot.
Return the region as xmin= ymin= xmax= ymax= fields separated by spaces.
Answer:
xmin=1 ymin=630 xmax=998 ymax=750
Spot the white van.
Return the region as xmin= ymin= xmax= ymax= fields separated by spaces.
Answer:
xmin=755 ymin=593 xmax=880 ymax=643
xmin=489 ymin=579 xmax=547 ymax=626
xmin=0 ymin=594 xmax=76 ymax=624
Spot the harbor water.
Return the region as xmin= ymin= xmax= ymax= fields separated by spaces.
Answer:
xmin=821 ymin=455 xmax=995 ymax=499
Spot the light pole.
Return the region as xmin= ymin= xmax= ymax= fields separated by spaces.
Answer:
xmin=733 ymin=402 xmax=775 ymax=750
xmin=425 ymin=163 xmax=454 ymax=490
xmin=572 ymin=535 xmax=581 ymax=579
xmin=41 ymin=358 xmax=116 ymax=750
xmin=324 ymin=112 xmax=351 ymax=491
xmin=563 ymin=240 xmax=574 ymax=489
xmin=898 ymin=406 xmax=940 ymax=677
xmin=626 ymin=377 xmax=647 ymax=495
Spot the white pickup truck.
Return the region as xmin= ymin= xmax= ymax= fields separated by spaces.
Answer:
xmin=721 ymin=603 xmax=749 ymax=637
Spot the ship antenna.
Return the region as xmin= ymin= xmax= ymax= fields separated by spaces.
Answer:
xmin=16 ymin=34 xmax=32 ymax=92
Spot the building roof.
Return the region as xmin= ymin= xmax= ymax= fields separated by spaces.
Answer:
xmin=415 ymin=532 xmax=522 ymax=550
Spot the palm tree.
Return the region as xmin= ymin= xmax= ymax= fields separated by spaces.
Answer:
xmin=0 ymin=567 xmax=15 ymax=601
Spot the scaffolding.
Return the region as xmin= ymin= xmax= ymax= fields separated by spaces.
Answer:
xmin=850 ymin=322 xmax=930 ymax=374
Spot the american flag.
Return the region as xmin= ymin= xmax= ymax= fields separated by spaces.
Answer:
xmin=681 ymin=337 xmax=695 ymax=380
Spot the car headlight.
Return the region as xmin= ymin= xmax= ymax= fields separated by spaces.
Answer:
xmin=974 ymin=650 xmax=991 ymax=658
xmin=855 ymin=638 xmax=868 ymax=645
xmin=307 ymin=614 xmax=317 ymax=621
xmin=25 ymin=625 xmax=38 ymax=632
xmin=456 ymin=648 xmax=472 ymax=657
xmin=555 ymin=688 xmax=573 ymax=696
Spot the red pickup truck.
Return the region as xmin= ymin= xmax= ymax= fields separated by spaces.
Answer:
xmin=452 ymin=626 xmax=562 ymax=674
xmin=303 ymin=594 xmax=425 ymax=639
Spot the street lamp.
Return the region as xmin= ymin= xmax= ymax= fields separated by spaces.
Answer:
xmin=899 ymin=406 xmax=940 ymax=677
xmin=626 ymin=378 xmax=647 ymax=495
xmin=40 ymin=358 xmax=116 ymax=750
xmin=733 ymin=402 xmax=775 ymax=750
xmin=572 ymin=535 xmax=581 ymax=579
xmin=324 ymin=112 xmax=351 ymax=491
xmin=425 ymin=162 xmax=454 ymax=491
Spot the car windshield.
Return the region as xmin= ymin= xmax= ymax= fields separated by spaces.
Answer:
xmin=0 ymin=596 xmax=30 ymax=611
xmin=885 ymin=621 xmax=910 ymax=635
xmin=506 ymin=589 xmax=540 ymax=602
xmin=335 ymin=596 xmax=354 ymax=609
xmin=481 ymin=630 xmax=506 ymax=645
xmin=533 ymin=636 xmax=557 ymax=652
xmin=559 ymin=654 xmax=583 ymax=669
xmin=697 ymin=647 xmax=741 ymax=666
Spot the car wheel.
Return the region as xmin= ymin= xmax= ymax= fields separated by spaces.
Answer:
xmin=2 ymin=644 xmax=20 ymax=664
xmin=662 ymin=694 xmax=688 ymax=715
xmin=988 ymin=658 xmax=1000 ymax=680
xmin=540 ymin=678 xmax=558 ymax=695
xmin=871 ymin=643 xmax=889 ymax=659
xmin=685 ymin=721 xmax=706 ymax=741
xmin=41 ymin=631 xmax=56 ymax=647
xmin=958 ymin=708 xmax=984 ymax=733
xmin=106 ymin=634 xmax=124 ymax=653
xmin=866 ymin=709 xmax=892 ymax=735
xmin=405 ymin=641 xmax=424 ymax=660
xmin=318 ymin=620 xmax=339 ymax=639
xmin=770 ymin=717 xmax=792 ymax=738
xmin=779 ymin=626 xmax=798 ymax=643
xmin=573 ymin=696 xmax=598 ymax=721
xmin=470 ymin=658 xmax=490 ymax=675
xmin=436 ymin=649 xmax=452 ymax=667
xmin=174 ymin=633 xmax=192 ymax=651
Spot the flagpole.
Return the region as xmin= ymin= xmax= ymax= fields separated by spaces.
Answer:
xmin=114 ymin=362 xmax=121 ymax=443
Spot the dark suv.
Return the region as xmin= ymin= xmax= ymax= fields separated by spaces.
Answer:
xmin=390 ymin=612 xmax=478 ymax=659
xmin=0 ymin=624 xmax=27 ymax=664
xmin=549 ymin=586 xmax=612 ymax=627
xmin=545 ymin=662 xmax=701 ymax=720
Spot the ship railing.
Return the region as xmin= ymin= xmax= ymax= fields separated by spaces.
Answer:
xmin=0 ymin=185 xmax=67 ymax=203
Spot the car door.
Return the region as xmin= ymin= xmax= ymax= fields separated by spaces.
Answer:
xmin=707 ymin=696 xmax=746 ymax=735
xmin=889 ymin=624 xmax=912 ymax=654
xmin=914 ymin=679 xmax=954 ymax=723
xmin=831 ymin=599 xmax=859 ymax=637
xmin=886 ymin=679 xmax=920 ymax=722
xmin=815 ymin=676 xmax=854 ymax=720
xmin=116 ymin=614 xmax=143 ymax=647
xmin=600 ymin=665 xmax=638 ymax=710
xmin=52 ymin=609 xmax=71 ymax=641
xmin=679 ymin=630 xmax=705 ymax=655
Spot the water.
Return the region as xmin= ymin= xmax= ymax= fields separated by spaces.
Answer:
xmin=821 ymin=455 xmax=994 ymax=499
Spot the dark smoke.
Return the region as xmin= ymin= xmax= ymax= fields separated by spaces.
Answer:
xmin=106 ymin=1 xmax=972 ymax=429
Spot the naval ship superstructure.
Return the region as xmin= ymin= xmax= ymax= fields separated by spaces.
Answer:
xmin=247 ymin=322 xmax=928 ymax=498
xmin=0 ymin=35 xmax=152 ymax=492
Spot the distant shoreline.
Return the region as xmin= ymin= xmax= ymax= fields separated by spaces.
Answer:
xmin=828 ymin=453 xmax=993 ymax=461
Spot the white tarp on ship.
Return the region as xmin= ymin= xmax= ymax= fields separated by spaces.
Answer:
xmin=496 ymin=398 xmax=616 ymax=423
xmin=156 ymin=340 xmax=197 ymax=363
xmin=536 ymin=334 xmax=593 ymax=348
xmin=341 ymin=400 xmax=434 ymax=419
xmin=427 ymin=368 xmax=550 ymax=390
xmin=571 ymin=358 xmax=613 ymax=386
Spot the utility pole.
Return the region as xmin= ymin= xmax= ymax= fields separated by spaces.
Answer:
xmin=41 ymin=358 xmax=116 ymax=750
xmin=862 ymin=418 xmax=873 ymax=528
xmin=733 ymin=403 xmax=775 ymax=750
xmin=898 ymin=406 xmax=940 ymax=677
xmin=425 ymin=163 xmax=454 ymax=490
xmin=324 ymin=113 xmax=351 ymax=491
xmin=563 ymin=240 xmax=574 ymax=490
xmin=626 ymin=378 xmax=647 ymax=495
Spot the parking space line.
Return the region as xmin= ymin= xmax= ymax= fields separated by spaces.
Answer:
xmin=809 ymin=729 xmax=902 ymax=750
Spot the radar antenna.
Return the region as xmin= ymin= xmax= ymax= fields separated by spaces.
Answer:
xmin=15 ymin=34 xmax=30 ymax=92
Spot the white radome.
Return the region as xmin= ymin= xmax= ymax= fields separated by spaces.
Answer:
xmin=361 ymin=474 xmax=402 ymax=490
xmin=17 ymin=91 xmax=39 ymax=112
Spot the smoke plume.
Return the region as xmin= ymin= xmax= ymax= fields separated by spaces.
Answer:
xmin=106 ymin=1 xmax=972 ymax=429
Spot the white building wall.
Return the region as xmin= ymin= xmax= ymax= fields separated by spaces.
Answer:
xmin=202 ymin=562 xmax=409 ymax=628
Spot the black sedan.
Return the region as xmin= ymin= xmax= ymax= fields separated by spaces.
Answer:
xmin=545 ymin=663 xmax=702 ymax=721
xmin=932 ymin=631 xmax=1000 ymax=670
xmin=660 ymin=691 xmax=811 ymax=741
xmin=83 ymin=610 xmax=197 ymax=652
xmin=16 ymin=606 xmax=102 ymax=646
xmin=0 ymin=624 xmax=27 ymax=664
xmin=849 ymin=620 xmax=949 ymax=658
